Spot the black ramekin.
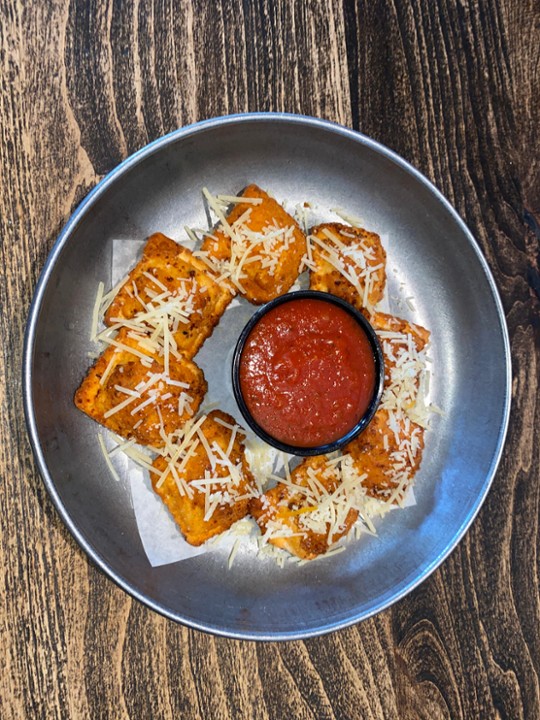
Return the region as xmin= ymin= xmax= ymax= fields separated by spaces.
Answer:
xmin=231 ymin=290 xmax=385 ymax=456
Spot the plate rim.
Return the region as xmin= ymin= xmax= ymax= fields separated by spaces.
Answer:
xmin=22 ymin=112 xmax=512 ymax=640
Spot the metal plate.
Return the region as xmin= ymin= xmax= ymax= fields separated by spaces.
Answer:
xmin=23 ymin=114 xmax=511 ymax=640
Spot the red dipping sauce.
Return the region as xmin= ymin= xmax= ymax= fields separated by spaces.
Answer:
xmin=238 ymin=297 xmax=377 ymax=448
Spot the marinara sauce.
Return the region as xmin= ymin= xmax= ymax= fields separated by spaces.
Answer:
xmin=239 ymin=297 xmax=376 ymax=448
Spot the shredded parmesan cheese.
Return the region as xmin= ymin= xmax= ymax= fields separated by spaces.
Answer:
xmin=85 ymin=189 xmax=438 ymax=569
xmin=98 ymin=434 xmax=121 ymax=483
xmin=196 ymin=188 xmax=299 ymax=294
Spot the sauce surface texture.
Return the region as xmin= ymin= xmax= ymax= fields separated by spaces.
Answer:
xmin=239 ymin=298 xmax=376 ymax=447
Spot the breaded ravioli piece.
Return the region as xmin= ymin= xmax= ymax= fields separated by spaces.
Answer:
xmin=345 ymin=409 xmax=425 ymax=501
xmin=308 ymin=223 xmax=386 ymax=311
xmin=151 ymin=410 xmax=256 ymax=546
xmin=200 ymin=185 xmax=306 ymax=304
xmin=250 ymin=455 xmax=359 ymax=560
xmin=74 ymin=328 xmax=207 ymax=447
xmin=345 ymin=311 xmax=430 ymax=502
xmin=104 ymin=232 xmax=233 ymax=359
xmin=371 ymin=311 xmax=430 ymax=385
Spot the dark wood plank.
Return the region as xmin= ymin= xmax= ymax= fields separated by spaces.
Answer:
xmin=0 ymin=0 xmax=538 ymax=718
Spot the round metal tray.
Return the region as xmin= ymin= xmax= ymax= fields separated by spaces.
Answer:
xmin=23 ymin=113 xmax=511 ymax=640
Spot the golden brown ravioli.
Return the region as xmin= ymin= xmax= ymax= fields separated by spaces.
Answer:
xmin=200 ymin=184 xmax=306 ymax=304
xmin=74 ymin=328 xmax=207 ymax=447
xmin=250 ymin=455 xmax=358 ymax=560
xmin=345 ymin=312 xmax=430 ymax=502
xmin=309 ymin=222 xmax=386 ymax=311
xmin=152 ymin=410 xmax=256 ymax=546
xmin=105 ymin=232 xmax=233 ymax=360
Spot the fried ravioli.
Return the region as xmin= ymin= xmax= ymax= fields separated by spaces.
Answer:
xmin=345 ymin=312 xmax=430 ymax=502
xmin=105 ymin=232 xmax=233 ymax=360
xmin=152 ymin=410 xmax=256 ymax=546
xmin=372 ymin=311 xmax=430 ymax=354
xmin=250 ymin=455 xmax=358 ymax=560
xmin=308 ymin=222 xmax=386 ymax=311
xmin=200 ymin=184 xmax=306 ymax=304
xmin=74 ymin=328 xmax=207 ymax=447
xmin=371 ymin=311 xmax=430 ymax=388
xmin=345 ymin=409 xmax=425 ymax=501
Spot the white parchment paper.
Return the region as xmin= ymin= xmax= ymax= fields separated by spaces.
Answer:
xmin=106 ymin=201 xmax=421 ymax=567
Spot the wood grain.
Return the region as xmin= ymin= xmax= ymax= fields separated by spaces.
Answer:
xmin=0 ymin=0 xmax=538 ymax=718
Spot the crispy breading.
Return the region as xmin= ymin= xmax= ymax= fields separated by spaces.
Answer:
xmin=104 ymin=232 xmax=233 ymax=359
xmin=345 ymin=409 xmax=425 ymax=501
xmin=308 ymin=222 xmax=386 ymax=311
xmin=371 ymin=311 xmax=430 ymax=352
xmin=151 ymin=411 xmax=256 ymax=546
xmin=200 ymin=184 xmax=307 ymax=304
xmin=74 ymin=328 xmax=207 ymax=447
xmin=371 ymin=311 xmax=430 ymax=387
xmin=250 ymin=455 xmax=358 ymax=560
xmin=345 ymin=312 xmax=430 ymax=501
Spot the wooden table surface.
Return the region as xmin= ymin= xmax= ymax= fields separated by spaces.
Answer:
xmin=1 ymin=1 xmax=538 ymax=718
